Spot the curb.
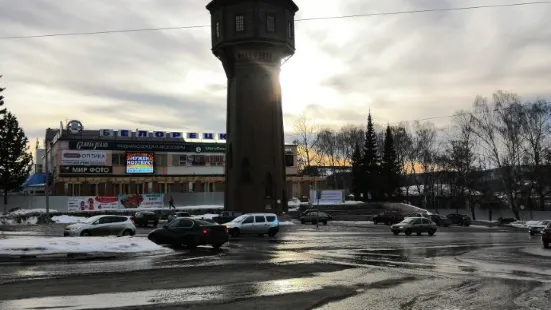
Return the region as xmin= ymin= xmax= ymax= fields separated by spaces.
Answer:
xmin=0 ymin=251 xmax=165 ymax=263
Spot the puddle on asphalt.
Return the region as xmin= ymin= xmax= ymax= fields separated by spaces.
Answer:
xmin=0 ymin=269 xmax=409 ymax=310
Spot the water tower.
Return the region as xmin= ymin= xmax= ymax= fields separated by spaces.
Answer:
xmin=206 ymin=0 xmax=299 ymax=214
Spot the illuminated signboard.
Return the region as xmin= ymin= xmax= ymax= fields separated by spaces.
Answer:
xmin=125 ymin=152 xmax=154 ymax=174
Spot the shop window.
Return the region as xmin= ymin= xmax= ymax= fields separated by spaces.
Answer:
xmin=288 ymin=21 xmax=293 ymax=38
xmin=90 ymin=183 xmax=99 ymax=196
xmin=155 ymin=154 xmax=167 ymax=166
xmin=68 ymin=183 xmax=81 ymax=196
xmin=215 ymin=21 xmax=221 ymax=38
xmin=112 ymin=153 xmax=124 ymax=165
xmin=235 ymin=15 xmax=245 ymax=32
xmin=285 ymin=154 xmax=294 ymax=167
xmin=267 ymin=14 xmax=275 ymax=33
xmin=136 ymin=183 xmax=144 ymax=194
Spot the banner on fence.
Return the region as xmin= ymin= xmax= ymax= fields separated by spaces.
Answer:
xmin=118 ymin=194 xmax=164 ymax=209
xmin=68 ymin=196 xmax=120 ymax=212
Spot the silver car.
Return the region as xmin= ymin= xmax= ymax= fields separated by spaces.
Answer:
xmin=391 ymin=217 xmax=437 ymax=236
xmin=64 ymin=215 xmax=136 ymax=237
xmin=226 ymin=213 xmax=279 ymax=237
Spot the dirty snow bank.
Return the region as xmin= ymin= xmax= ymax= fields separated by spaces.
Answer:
xmin=509 ymin=221 xmax=541 ymax=229
xmin=519 ymin=246 xmax=551 ymax=257
xmin=52 ymin=215 xmax=87 ymax=224
xmin=8 ymin=209 xmax=60 ymax=215
xmin=279 ymin=221 xmax=295 ymax=226
xmin=0 ymin=236 xmax=170 ymax=256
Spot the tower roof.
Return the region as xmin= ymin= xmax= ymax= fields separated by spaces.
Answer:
xmin=206 ymin=0 xmax=299 ymax=12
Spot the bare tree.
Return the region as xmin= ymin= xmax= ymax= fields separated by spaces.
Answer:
xmin=391 ymin=124 xmax=413 ymax=198
xmin=413 ymin=121 xmax=439 ymax=209
xmin=338 ymin=125 xmax=364 ymax=165
xmin=520 ymin=99 xmax=551 ymax=210
xmin=291 ymin=114 xmax=319 ymax=172
xmin=471 ymin=91 xmax=524 ymax=219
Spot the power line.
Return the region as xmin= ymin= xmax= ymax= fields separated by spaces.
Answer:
xmin=1 ymin=1 xmax=550 ymax=40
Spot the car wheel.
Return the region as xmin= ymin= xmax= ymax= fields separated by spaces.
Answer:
xmin=122 ymin=229 xmax=133 ymax=236
xmin=530 ymin=231 xmax=535 ymax=236
xmin=392 ymin=231 xmax=399 ymax=235
xmin=405 ymin=229 xmax=412 ymax=236
xmin=153 ymin=222 xmax=158 ymax=228
xmin=416 ymin=232 xmax=422 ymax=236
xmin=386 ymin=221 xmax=391 ymax=226
xmin=323 ymin=221 xmax=327 ymax=225
xmin=268 ymin=229 xmax=277 ymax=237
xmin=373 ymin=220 xmax=378 ymax=225
xmin=464 ymin=224 xmax=470 ymax=227
xmin=80 ymin=230 xmax=91 ymax=237
xmin=312 ymin=220 xmax=318 ymax=225
xmin=428 ymin=229 xmax=436 ymax=236
xmin=183 ymin=236 xmax=198 ymax=249
xmin=231 ymin=228 xmax=240 ymax=237
xmin=301 ymin=220 xmax=306 ymax=224
xmin=543 ymin=242 xmax=549 ymax=249
xmin=212 ymin=243 xmax=223 ymax=250
xmin=257 ymin=234 xmax=264 ymax=237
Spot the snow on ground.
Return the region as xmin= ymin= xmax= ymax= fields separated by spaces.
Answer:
xmin=331 ymin=221 xmax=374 ymax=226
xmin=279 ymin=221 xmax=295 ymax=226
xmin=0 ymin=217 xmax=38 ymax=225
xmin=190 ymin=214 xmax=220 ymax=220
xmin=52 ymin=215 xmax=87 ymax=224
xmin=510 ymin=220 xmax=541 ymax=228
xmin=8 ymin=209 xmax=59 ymax=215
xmin=519 ymin=246 xmax=551 ymax=257
xmin=176 ymin=205 xmax=223 ymax=210
xmin=0 ymin=236 xmax=170 ymax=256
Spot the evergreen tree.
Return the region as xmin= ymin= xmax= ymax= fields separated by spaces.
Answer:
xmin=351 ymin=142 xmax=363 ymax=200
xmin=362 ymin=112 xmax=380 ymax=200
xmin=381 ymin=125 xmax=401 ymax=199
xmin=0 ymin=111 xmax=33 ymax=213
xmin=0 ymin=75 xmax=6 ymax=118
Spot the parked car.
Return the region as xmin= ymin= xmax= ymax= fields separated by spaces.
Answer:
xmin=390 ymin=217 xmax=437 ymax=236
xmin=225 ymin=213 xmax=279 ymax=237
xmin=373 ymin=211 xmax=404 ymax=225
xmin=133 ymin=211 xmax=159 ymax=228
xmin=529 ymin=220 xmax=551 ymax=236
xmin=302 ymin=209 xmax=332 ymax=220
xmin=446 ymin=213 xmax=472 ymax=226
xmin=167 ymin=212 xmax=191 ymax=223
xmin=497 ymin=217 xmax=517 ymax=226
xmin=64 ymin=215 xmax=136 ymax=237
xmin=428 ymin=214 xmax=452 ymax=227
xmin=404 ymin=213 xmax=428 ymax=218
xmin=148 ymin=218 xmax=228 ymax=249
xmin=542 ymin=222 xmax=551 ymax=248
xmin=300 ymin=211 xmax=330 ymax=225
xmin=212 ymin=211 xmax=243 ymax=224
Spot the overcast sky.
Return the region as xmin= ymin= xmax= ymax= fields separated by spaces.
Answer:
xmin=1 ymin=0 xmax=550 ymax=144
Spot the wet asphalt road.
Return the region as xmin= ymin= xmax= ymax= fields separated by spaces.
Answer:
xmin=1 ymin=223 xmax=550 ymax=310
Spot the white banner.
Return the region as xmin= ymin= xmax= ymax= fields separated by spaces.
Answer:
xmin=68 ymin=196 xmax=120 ymax=212
xmin=61 ymin=150 xmax=107 ymax=165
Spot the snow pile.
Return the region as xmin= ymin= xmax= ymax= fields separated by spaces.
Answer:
xmin=279 ymin=221 xmax=295 ymax=226
xmin=343 ymin=201 xmax=364 ymax=205
xmin=8 ymin=209 xmax=60 ymax=216
xmin=331 ymin=221 xmax=374 ymax=226
xmin=190 ymin=214 xmax=220 ymax=220
xmin=176 ymin=205 xmax=223 ymax=210
xmin=383 ymin=202 xmax=429 ymax=214
xmin=288 ymin=198 xmax=301 ymax=206
xmin=288 ymin=207 xmax=300 ymax=212
xmin=0 ymin=236 xmax=170 ymax=256
xmin=0 ymin=216 xmax=38 ymax=225
xmin=52 ymin=215 xmax=87 ymax=224
xmin=510 ymin=220 xmax=541 ymax=228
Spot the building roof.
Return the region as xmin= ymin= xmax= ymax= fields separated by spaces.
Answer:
xmin=207 ymin=0 xmax=299 ymax=12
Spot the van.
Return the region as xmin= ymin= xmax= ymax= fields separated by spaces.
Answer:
xmin=225 ymin=213 xmax=279 ymax=237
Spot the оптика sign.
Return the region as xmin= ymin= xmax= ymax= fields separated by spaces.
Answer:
xmin=68 ymin=141 xmax=226 ymax=153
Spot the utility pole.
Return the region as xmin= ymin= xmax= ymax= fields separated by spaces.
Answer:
xmin=44 ymin=137 xmax=50 ymax=218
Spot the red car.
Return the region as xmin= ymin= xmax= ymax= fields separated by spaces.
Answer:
xmin=542 ymin=222 xmax=551 ymax=249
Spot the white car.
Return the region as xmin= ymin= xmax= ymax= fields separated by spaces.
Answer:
xmin=225 ymin=213 xmax=279 ymax=237
xmin=64 ymin=215 xmax=136 ymax=237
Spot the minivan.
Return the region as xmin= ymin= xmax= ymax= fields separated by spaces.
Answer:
xmin=225 ymin=213 xmax=279 ymax=237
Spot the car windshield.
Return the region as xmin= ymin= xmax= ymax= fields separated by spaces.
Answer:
xmin=231 ymin=215 xmax=248 ymax=223
xmin=195 ymin=219 xmax=216 ymax=226
xmin=540 ymin=220 xmax=550 ymax=225
xmin=400 ymin=218 xmax=416 ymax=224
xmin=81 ymin=216 xmax=101 ymax=224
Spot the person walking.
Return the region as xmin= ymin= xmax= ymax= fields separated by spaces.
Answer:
xmin=169 ymin=196 xmax=175 ymax=209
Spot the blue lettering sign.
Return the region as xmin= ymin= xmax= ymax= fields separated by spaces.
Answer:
xmin=154 ymin=131 xmax=166 ymax=138
xmin=137 ymin=130 xmax=149 ymax=137
xmin=203 ymin=133 xmax=214 ymax=140
xmin=100 ymin=129 xmax=113 ymax=137
xmin=187 ymin=132 xmax=198 ymax=139
xmin=218 ymin=133 xmax=227 ymax=140
xmin=119 ymin=130 xmax=130 ymax=137
xmin=170 ymin=132 xmax=182 ymax=139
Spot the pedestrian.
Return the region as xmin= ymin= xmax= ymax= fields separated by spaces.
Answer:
xmin=169 ymin=196 xmax=175 ymax=209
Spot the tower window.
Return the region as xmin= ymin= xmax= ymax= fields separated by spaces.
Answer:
xmin=288 ymin=21 xmax=293 ymax=38
xmin=215 ymin=21 xmax=220 ymax=38
xmin=235 ymin=15 xmax=245 ymax=32
xmin=267 ymin=15 xmax=275 ymax=33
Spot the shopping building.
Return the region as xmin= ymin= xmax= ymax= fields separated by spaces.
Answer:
xmin=41 ymin=121 xmax=320 ymax=198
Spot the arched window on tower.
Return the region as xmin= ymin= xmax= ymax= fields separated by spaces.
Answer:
xmin=241 ymin=157 xmax=252 ymax=183
xmin=265 ymin=173 xmax=273 ymax=198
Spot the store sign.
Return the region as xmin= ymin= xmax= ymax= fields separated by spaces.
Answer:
xmin=125 ymin=152 xmax=154 ymax=174
xmin=60 ymin=166 xmax=112 ymax=175
xmin=68 ymin=141 xmax=227 ymax=153
xmin=100 ymin=129 xmax=227 ymax=141
xmin=61 ymin=150 xmax=107 ymax=165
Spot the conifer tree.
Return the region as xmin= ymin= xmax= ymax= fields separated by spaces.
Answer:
xmin=381 ymin=125 xmax=401 ymax=199
xmin=362 ymin=112 xmax=380 ymax=200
